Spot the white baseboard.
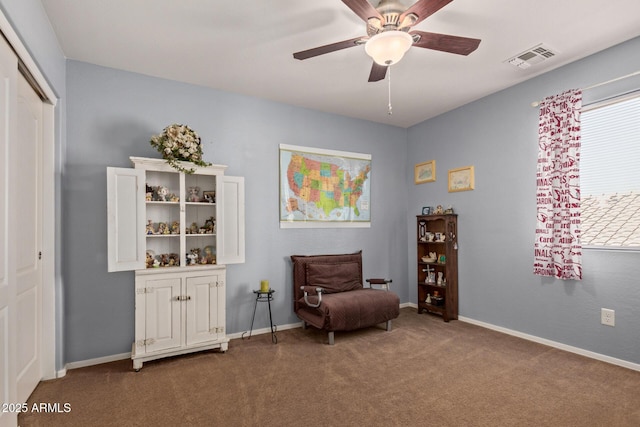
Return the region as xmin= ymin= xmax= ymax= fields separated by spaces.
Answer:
xmin=64 ymin=352 xmax=132 ymax=372
xmin=63 ymin=324 xmax=305 ymax=372
xmin=226 ymin=321 xmax=303 ymax=340
xmin=458 ymin=316 xmax=640 ymax=372
xmin=406 ymin=302 xmax=639 ymax=371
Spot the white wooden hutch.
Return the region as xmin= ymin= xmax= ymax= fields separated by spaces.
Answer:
xmin=107 ymin=157 xmax=245 ymax=370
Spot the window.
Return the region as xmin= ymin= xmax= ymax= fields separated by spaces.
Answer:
xmin=580 ymin=91 xmax=640 ymax=249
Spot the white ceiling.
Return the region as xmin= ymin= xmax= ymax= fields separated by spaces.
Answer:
xmin=41 ymin=0 xmax=640 ymax=128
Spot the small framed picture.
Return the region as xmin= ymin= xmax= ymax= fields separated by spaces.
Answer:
xmin=202 ymin=191 xmax=216 ymax=203
xmin=422 ymin=206 xmax=431 ymax=215
xmin=415 ymin=160 xmax=436 ymax=184
xmin=438 ymin=254 xmax=446 ymax=264
xmin=448 ymin=166 xmax=474 ymax=192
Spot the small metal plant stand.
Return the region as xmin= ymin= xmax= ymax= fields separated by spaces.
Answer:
xmin=242 ymin=289 xmax=277 ymax=344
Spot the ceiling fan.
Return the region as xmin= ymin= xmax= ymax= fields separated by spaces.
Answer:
xmin=293 ymin=0 xmax=481 ymax=82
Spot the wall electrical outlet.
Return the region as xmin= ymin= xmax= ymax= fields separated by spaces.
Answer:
xmin=601 ymin=308 xmax=615 ymax=327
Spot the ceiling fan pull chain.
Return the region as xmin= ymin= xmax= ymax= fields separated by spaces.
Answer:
xmin=387 ymin=65 xmax=392 ymax=115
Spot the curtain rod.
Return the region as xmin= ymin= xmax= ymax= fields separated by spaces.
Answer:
xmin=530 ymin=70 xmax=640 ymax=107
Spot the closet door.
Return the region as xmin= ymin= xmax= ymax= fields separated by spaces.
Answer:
xmin=15 ymin=70 xmax=44 ymax=405
xmin=0 ymin=34 xmax=18 ymax=427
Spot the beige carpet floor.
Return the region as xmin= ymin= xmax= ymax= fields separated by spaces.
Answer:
xmin=19 ymin=307 xmax=640 ymax=426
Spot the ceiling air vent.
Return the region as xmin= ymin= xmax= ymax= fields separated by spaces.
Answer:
xmin=505 ymin=44 xmax=558 ymax=69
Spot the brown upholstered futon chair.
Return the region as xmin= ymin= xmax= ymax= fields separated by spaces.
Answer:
xmin=291 ymin=251 xmax=400 ymax=344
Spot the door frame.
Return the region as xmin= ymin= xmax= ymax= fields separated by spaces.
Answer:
xmin=0 ymin=9 xmax=58 ymax=380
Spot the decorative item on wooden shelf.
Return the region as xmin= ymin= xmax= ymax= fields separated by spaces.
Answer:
xmin=149 ymin=123 xmax=211 ymax=174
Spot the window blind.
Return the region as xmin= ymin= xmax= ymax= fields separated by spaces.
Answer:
xmin=580 ymin=92 xmax=640 ymax=197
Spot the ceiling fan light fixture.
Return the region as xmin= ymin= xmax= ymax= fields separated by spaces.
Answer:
xmin=365 ymin=30 xmax=413 ymax=66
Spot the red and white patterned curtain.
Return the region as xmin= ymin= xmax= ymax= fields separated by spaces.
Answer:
xmin=534 ymin=89 xmax=583 ymax=280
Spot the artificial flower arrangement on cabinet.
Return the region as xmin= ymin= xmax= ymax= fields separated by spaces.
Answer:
xmin=149 ymin=123 xmax=211 ymax=173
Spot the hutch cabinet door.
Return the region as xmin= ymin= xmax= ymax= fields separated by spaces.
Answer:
xmin=142 ymin=276 xmax=182 ymax=354
xmin=185 ymin=273 xmax=223 ymax=346
xmin=107 ymin=167 xmax=146 ymax=272
xmin=218 ymin=176 xmax=245 ymax=265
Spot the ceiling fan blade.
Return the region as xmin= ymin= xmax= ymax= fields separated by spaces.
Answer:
xmin=342 ymin=0 xmax=383 ymax=23
xmin=293 ymin=37 xmax=364 ymax=60
xmin=399 ymin=0 xmax=453 ymax=28
xmin=411 ymin=31 xmax=481 ymax=55
xmin=368 ymin=62 xmax=388 ymax=82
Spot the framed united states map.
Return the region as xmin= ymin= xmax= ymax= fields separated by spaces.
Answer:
xmin=279 ymin=144 xmax=371 ymax=228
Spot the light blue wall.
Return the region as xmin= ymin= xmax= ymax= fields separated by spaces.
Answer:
xmin=407 ymin=36 xmax=640 ymax=364
xmin=64 ymin=61 xmax=409 ymax=362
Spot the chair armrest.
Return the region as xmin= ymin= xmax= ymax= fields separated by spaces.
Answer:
xmin=300 ymin=285 xmax=324 ymax=308
xmin=366 ymin=278 xmax=392 ymax=291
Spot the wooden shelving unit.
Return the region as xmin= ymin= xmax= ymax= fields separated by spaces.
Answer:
xmin=416 ymin=214 xmax=458 ymax=322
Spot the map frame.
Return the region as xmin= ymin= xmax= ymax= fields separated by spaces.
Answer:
xmin=279 ymin=144 xmax=372 ymax=228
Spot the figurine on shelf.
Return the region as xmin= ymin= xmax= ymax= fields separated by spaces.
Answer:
xmin=190 ymin=222 xmax=199 ymax=234
xmin=168 ymin=253 xmax=180 ymax=267
xmin=202 ymin=246 xmax=215 ymax=264
xmin=204 ymin=217 xmax=215 ymax=233
xmin=188 ymin=248 xmax=201 ymax=266
xmin=423 ymin=266 xmax=435 ymax=284
xmin=188 ymin=186 xmax=201 ymax=202
xmin=156 ymin=186 xmax=169 ymax=202
xmin=443 ymin=205 xmax=454 ymax=215
xmin=146 ymin=220 xmax=155 ymax=235
xmin=146 ymin=252 xmax=154 ymax=268
xmin=170 ymin=194 xmax=180 ymax=202
xmin=171 ymin=221 xmax=180 ymax=234
xmin=434 ymin=205 xmax=444 ymax=215
xmin=426 ymin=294 xmax=432 ymax=304
xmin=203 ymin=191 xmax=215 ymax=203
xmin=157 ymin=222 xmax=169 ymax=235
xmin=437 ymin=272 xmax=444 ymax=286
xmin=160 ymin=254 xmax=169 ymax=267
